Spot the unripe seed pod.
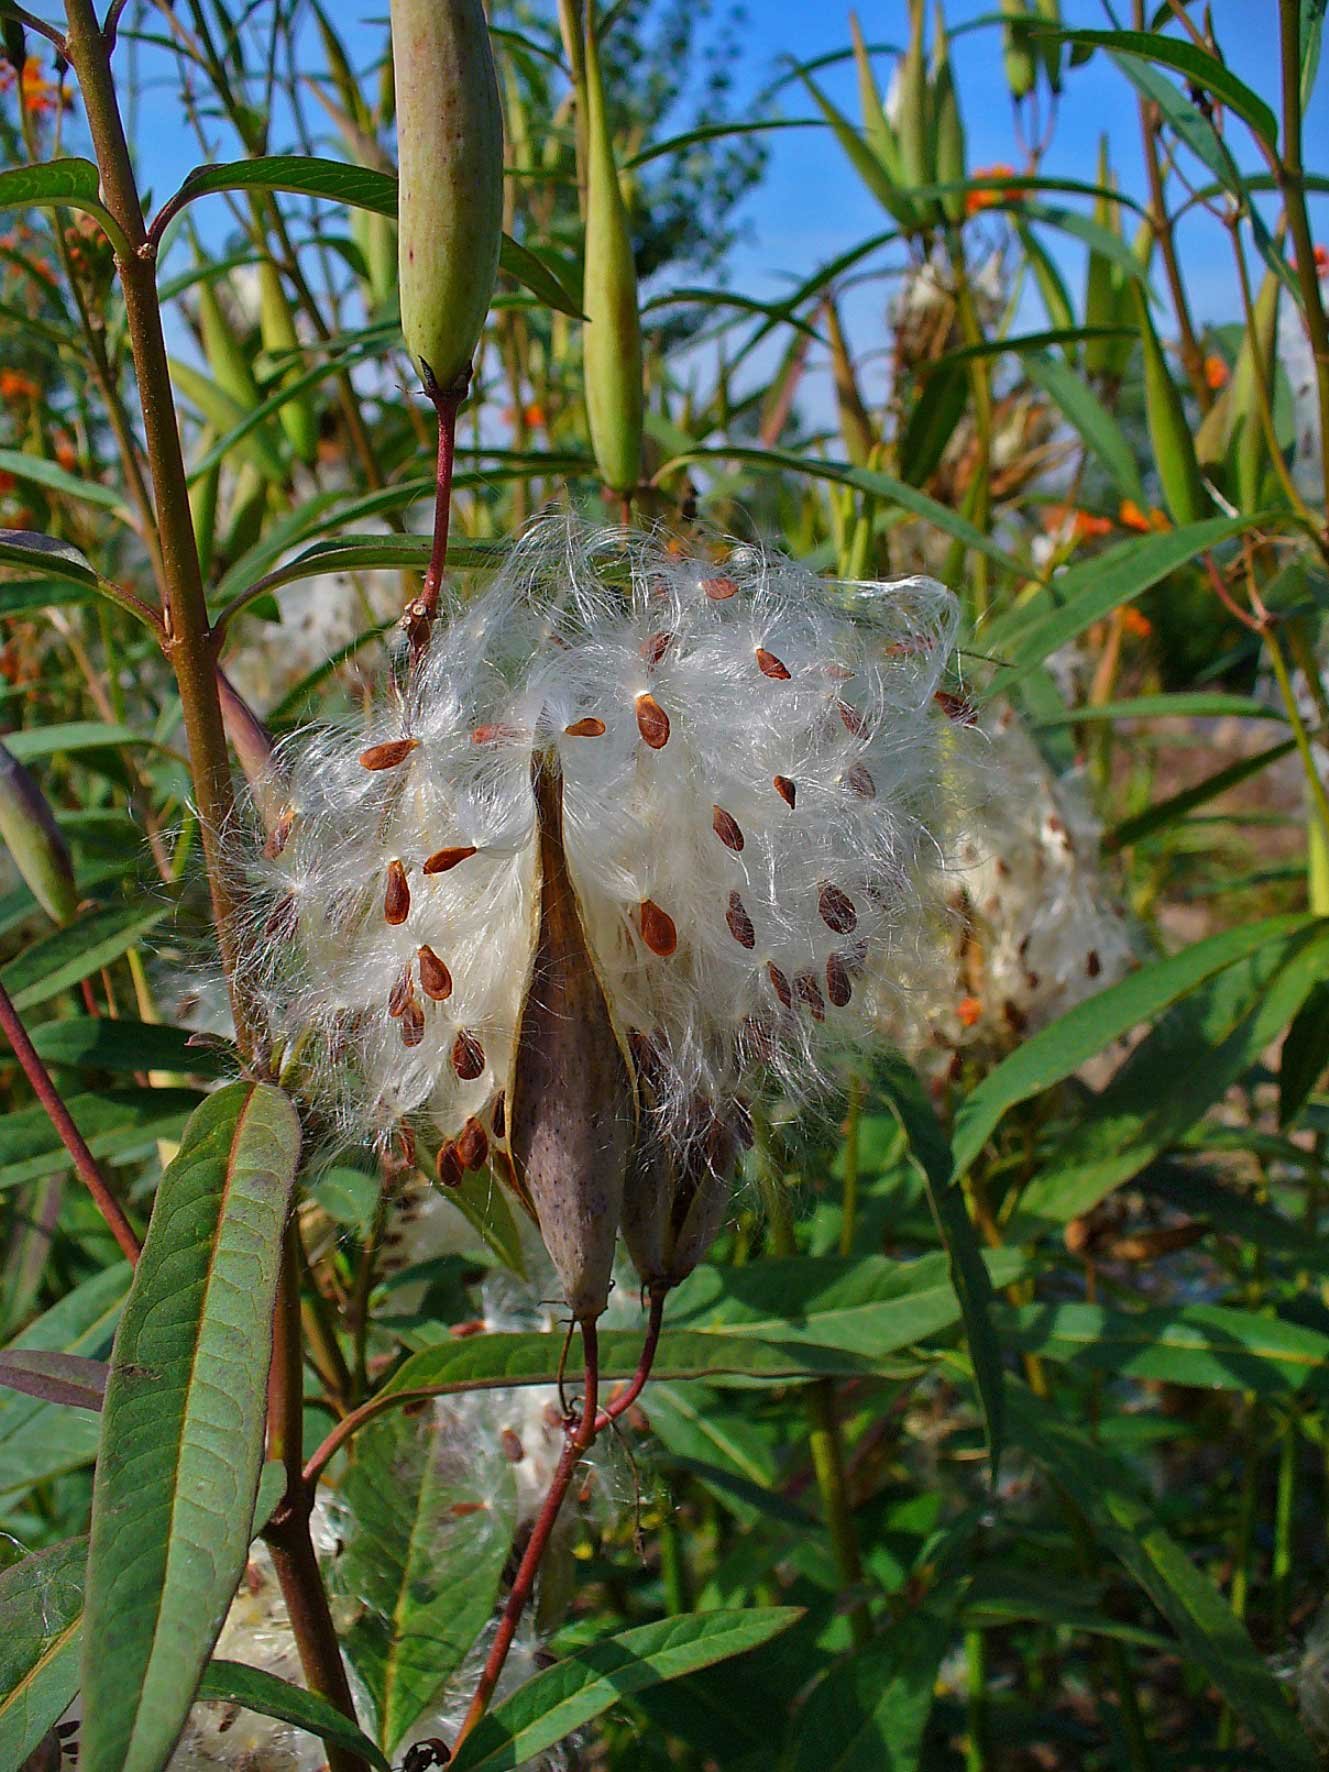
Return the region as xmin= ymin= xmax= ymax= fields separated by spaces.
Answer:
xmin=1133 ymin=284 xmax=1209 ymax=527
xmin=930 ymin=4 xmax=965 ymax=226
xmin=1084 ymin=139 xmax=1119 ymax=379
xmin=257 ymin=259 xmax=318 ymax=464
xmin=0 ymin=740 xmax=77 ymax=926
xmin=508 ymin=749 xmax=637 ymax=1321
xmin=1000 ymin=0 xmax=1036 ymax=101
xmin=391 ymin=0 xmax=504 ymax=394
xmin=897 ymin=0 xmax=932 ymax=206
xmin=581 ymin=2 xmax=644 ymax=495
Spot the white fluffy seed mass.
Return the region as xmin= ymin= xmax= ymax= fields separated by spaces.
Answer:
xmin=240 ymin=516 xmax=963 ymax=1156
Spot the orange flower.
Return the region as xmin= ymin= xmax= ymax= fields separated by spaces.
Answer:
xmin=53 ymin=433 xmax=76 ymax=473
xmin=1118 ymin=498 xmax=1169 ymax=534
xmin=0 ymin=368 xmax=40 ymax=401
xmin=19 ymin=61 xmax=70 ymax=117
xmin=966 ymin=164 xmax=1025 ymax=217
xmin=1315 ymin=245 xmax=1329 ymax=278
xmin=957 ymin=995 xmax=983 ymax=1029
xmin=1121 ymin=606 xmax=1153 ymax=638
xmin=1203 ymin=353 xmax=1229 ymax=390
xmin=1072 ymin=511 xmax=1112 ymax=541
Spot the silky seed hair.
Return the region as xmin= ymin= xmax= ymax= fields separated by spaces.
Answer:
xmin=237 ymin=514 xmax=964 ymax=1154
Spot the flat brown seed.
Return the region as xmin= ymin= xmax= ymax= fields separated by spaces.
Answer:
xmin=452 ymin=1029 xmax=486 ymax=1080
xmin=384 ymin=859 xmax=410 ymax=925
xmin=388 ymin=963 xmax=414 ymax=1018
xmin=635 ymin=692 xmax=671 ymax=749
xmin=491 ymin=1091 xmax=506 ymax=1138
xmin=564 ymin=717 xmax=606 ymax=737
xmin=826 ymin=952 xmax=852 ymax=1007
xmin=712 ymin=805 xmax=745 ymax=851
xmin=934 ymin=689 xmax=977 ymax=726
xmin=423 ymin=844 xmax=477 ymax=875
xmin=818 ymin=883 xmax=858 ymax=934
xmin=837 ymin=699 xmax=868 ymax=737
xmin=773 ymin=774 xmax=797 ymax=809
xmin=767 ymin=962 xmax=792 ymax=1008
xmin=417 ymin=944 xmax=453 ymax=1000
xmin=471 ymin=722 xmax=524 ymax=746
xmin=726 ymin=890 xmax=756 ymax=949
xmin=500 ymin=1428 xmax=524 ymax=1463
xmin=401 ymin=998 xmax=425 ymax=1046
xmin=795 ymin=972 xmax=826 ymax=1022
xmin=456 ymin=1115 xmax=489 ymax=1171
xmin=263 ymin=806 xmax=296 ymax=860
xmin=702 ymin=574 xmax=738 ymax=600
xmin=264 ymin=895 xmax=297 ymax=941
xmin=640 ymin=898 xmax=678 ymax=957
xmin=436 ymin=1142 xmax=464 ymax=1188
xmin=359 ymin=738 xmax=418 ymax=771
xmin=755 ymin=647 xmax=791 ymax=680
xmin=1087 ymin=949 xmax=1101 ymax=978
xmin=845 ymin=763 xmax=876 ymax=799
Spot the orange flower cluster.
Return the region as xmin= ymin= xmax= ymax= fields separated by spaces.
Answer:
xmin=1043 ymin=504 xmax=1111 ymax=542
xmin=966 ymin=165 xmax=1026 ymax=216
xmin=0 ymin=368 xmax=40 ymax=402
xmin=0 ymin=59 xmax=72 ymax=116
xmin=1118 ymin=499 xmax=1169 ymax=534
xmin=1203 ymin=353 xmax=1229 ymax=390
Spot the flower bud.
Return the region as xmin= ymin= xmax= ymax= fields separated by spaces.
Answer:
xmin=581 ymin=3 xmax=643 ymax=495
xmin=0 ymin=739 xmax=77 ymax=926
xmin=391 ymin=0 xmax=504 ymax=395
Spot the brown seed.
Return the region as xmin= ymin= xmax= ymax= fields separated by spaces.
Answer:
xmin=400 ymin=997 xmax=425 ymax=1047
xmin=725 ymin=890 xmax=756 ymax=949
xmin=755 ymin=647 xmax=791 ymax=680
xmin=388 ymin=963 xmax=414 ymax=1018
xmin=384 ymin=859 xmax=410 ymax=925
xmin=450 ymin=1501 xmax=485 ymax=1517
xmin=492 ymin=1090 xmax=506 ymax=1138
xmin=641 ymin=630 xmax=673 ymax=665
xmin=635 ymin=692 xmax=671 ymax=749
xmin=773 ymin=774 xmax=797 ymax=809
xmin=564 ymin=716 xmax=606 ymax=737
xmin=264 ymin=894 xmax=297 ymax=941
xmin=471 ymin=722 xmax=524 ymax=746
xmin=818 ymin=883 xmax=858 ymax=934
xmin=702 ymin=574 xmax=738 ymax=600
xmin=712 ymin=805 xmax=745 ymax=851
xmin=934 ymin=689 xmax=977 ymax=726
xmin=826 ymin=952 xmax=852 ymax=1007
xmin=417 ymin=944 xmax=453 ymax=1000
xmin=500 ymin=1428 xmax=524 ymax=1463
xmin=359 ymin=737 xmax=418 ymax=771
xmin=452 ymin=1029 xmax=486 ymax=1080
xmin=263 ymin=806 xmax=296 ymax=860
xmin=836 ymin=699 xmax=868 ymax=737
xmin=795 ymin=972 xmax=826 ymax=1022
xmin=422 ymin=845 xmax=477 ymax=874
xmin=456 ymin=1115 xmax=489 ymax=1171
xmin=845 ymin=763 xmax=876 ymax=799
xmin=767 ymin=962 xmax=792 ymax=1008
xmin=639 ymin=898 xmax=678 ymax=957
xmin=1087 ymin=949 xmax=1102 ymax=978
xmin=823 ymin=661 xmax=855 ymax=681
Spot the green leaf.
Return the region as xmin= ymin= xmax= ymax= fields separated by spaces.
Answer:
xmin=1044 ymin=28 xmax=1278 ymax=149
xmin=1032 ymin=691 xmax=1284 ymax=726
xmin=0 ymin=1349 xmax=108 ymax=1410
xmin=0 ymin=902 xmax=169 ymax=1011
xmin=873 ymin=1056 xmax=1004 ymax=1477
xmin=1009 ymin=922 xmax=1329 ymax=1234
xmin=0 ymin=1088 xmax=204 ymax=1191
xmin=0 ymin=451 xmax=126 ymax=514
xmin=0 ymin=158 xmax=130 ymax=254
xmin=785 ymin=1601 xmax=955 ymax=1771
xmin=340 ymin=1409 xmax=516 ymax=1751
xmin=29 ymin=1017 xmax=234 ymax=1079
xmin=80 ymin=1083 xmax=302 ymax=1772
xmin=982 ymin=516 xmax=1258 ymax=693
xmin=0 ymin=528 xmax=99 ymax=587
xmin=0 ymin=1537 xmax=86 ymax=1769
xmin=1107 ymin=739 xmax=1298 ymax=850
xmin=1280 ymin=978 xmax=1329 ymax=1127
xmin=195 ymin=1662 xmax=390 ymax=1772
xmin=899 ymin=364 xmax=968 ymax=487
xmin=3 ymin=721 xmax=163 ymax=763
xmin=1007 ymin=1383 xmax=1317 ymax=1769
xmin=951 ymin=914 xmax=1319 ymax=1178
xmin=499 ymin=234 xmax=583 ymax=317
xmin=1024 ymin=351 xmax=1145 ymax=502
xmin=449 ymin=1609 xmax=802 ymax=1771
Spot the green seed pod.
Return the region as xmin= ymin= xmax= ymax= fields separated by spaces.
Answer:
xmin=897 ymin=0 xmax=933 ymax=203
xmin=1035 ymin=0 xmax=1062 ymax=94
xmin=508 ymin=750 xmax=637 ymax=1322
xmin=1001 ymin=0 xmax=1036 ymax=101
xmin=849 ymin=10 xmax=913 ymax=228
xmin=0 ymin=740 xmax=77 ymax=926
xmin=391 ymin=0 xmax=504 ymax=395
xmin=1234 ymin=268 xmax=1281 ymax=512
xmin=824 ymin=294 xmax=874 ymax=468
xmin=581 ymin=3 xmax=643 ymax=495
xmin=931 ymin=3 xmax=965 ymax=225
xmin=257 ymin=261 xmax=317 ymax=465
xmin=199 ymin=276 xmax=262 ymax=412
xmin=1083 ymin=137 xmax=1118 ymax=378
xmin=1133 ymin=284 xmax=1209 ymax=527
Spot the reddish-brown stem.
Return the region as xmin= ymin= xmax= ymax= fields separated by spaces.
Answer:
xmin=405 ymin=380 xmax=467 ymax=663
xmin=0 ymin=977 xmax=140 ymax=1264
xmin=596 ymin=1286 xmax=665 ymax=1430
xmin=452 ymin=1319 xmax=602 ymax=1753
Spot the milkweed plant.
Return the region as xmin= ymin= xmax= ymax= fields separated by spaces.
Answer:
xmin=1 ymin=0 xmax=1328 ymax=1768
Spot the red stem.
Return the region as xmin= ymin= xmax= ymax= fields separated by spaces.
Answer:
xmin=596 ymin=1286 xmax=665 ymax=1430
xmin=405 ymin=381 xmax=465 ymax=664
xmin=0 ymin=976 xmax=140 ymax=1264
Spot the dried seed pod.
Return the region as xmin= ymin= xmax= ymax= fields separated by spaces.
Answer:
xmin=359 ymin=738 xmax=419 ymax=771
xmin=392 ymin=0 xmax=504 ymax=394
xmin=508 ymin=750 xmax=637 ymax=1321
xmin=623 ymin=1089 xmax=737 ymax=1293
xmin=384 ymin=859 xmax=411 ymax=925
xmin=773 ymin=774 xmax=797 ymax=809
xmin=755 ymin=647 xmax=791 ymax=680
xmin=456 ymin=1115 xmax=489 ymax=1171
xmin=635 ymin=693 xmax=670 ymax=749
xmin=639 ymin=899 xmax=678 ymax=957
xmin=712 ymin=805 xmax=744 ymax=851
xmin=725 ymin=891 xmax=755 ymax=949
xmin=452 ymin=1029 xmax=486 ymax=1080
xmin=818 ymin=884 xmax=858 ymax=934
xmin=422 ymin=845 xmax=477 ymax=875
xmin=417 ymin=944 xmax=453 ymax=1000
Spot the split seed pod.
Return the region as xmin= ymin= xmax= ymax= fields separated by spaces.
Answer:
xmin=391 ymin=0 xmax=504 ymax=394
xmin=507 ymin=749 xmax=638 ymax=1322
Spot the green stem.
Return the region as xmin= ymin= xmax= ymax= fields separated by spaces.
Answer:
xmin=839 ymin=1073 xmax=864 ymax=1258
xmin=1276 ymin=0 xmax=1329 ymax=520
xmin=807 ymin=1379 xmax=871 ymax=1647
xmin=1264 ymin=623 xmax=1329 ymax=898
xmin=1273 ymin=1415 xmax=1296 ymax=1643
xmin=964 ymin=1627 xmax=990 ymax=1772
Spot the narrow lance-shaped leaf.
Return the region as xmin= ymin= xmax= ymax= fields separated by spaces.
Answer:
xmin=0 ymin=1537 xmax=86 ymax=1769
xmin=80 ymin=1082 xmax=302 ymax=1772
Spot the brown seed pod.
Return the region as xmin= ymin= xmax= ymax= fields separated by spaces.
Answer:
xmin=826 ymin=952 xmax=853 ymax=1007
xmin=635 ymin=692 xmax=670 ymax=749
xmin=417 ymin=944 xmax=454 ymax=1000
xmin=818 ymin=883 xmax=858 ymax=934
xmin=712 ymin=805 xmax=745 ymax=851
xmin=773 ymin=774 xmax=797 ymax=809
xmin=401 ymin=997 xmax=425 ymax=1046
xmin=767 ymin=962 xmax=792 ymax=1008
xmin=384 ymin=859 xmax=411 ymax=925
xmin=359 ymin=738 xmax=419 ymax=771
xmin=436 ymin=1142 xmax=464 ymax=1188
xmin=639 ymin=898 xmax=678 ymax=957
xmin=564 ymin=716 xmax=606 ymax=737
xmin=456 ymin=1115 xmax=490 ymax=1171
xmin=795 ymin=972 xmax=826 ymax=1022
xmin=701 ymin=575 xmax=738 ymax=600
xmin=755 ymin=647 xmax=791 ymax=680
xmin=422 ymin=845 xmax=477 ymax=874
xmin=725 ymin=890 xmax=756 ymax=949
xmin=452 ymin=1029 xmax=486 ymax=1080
